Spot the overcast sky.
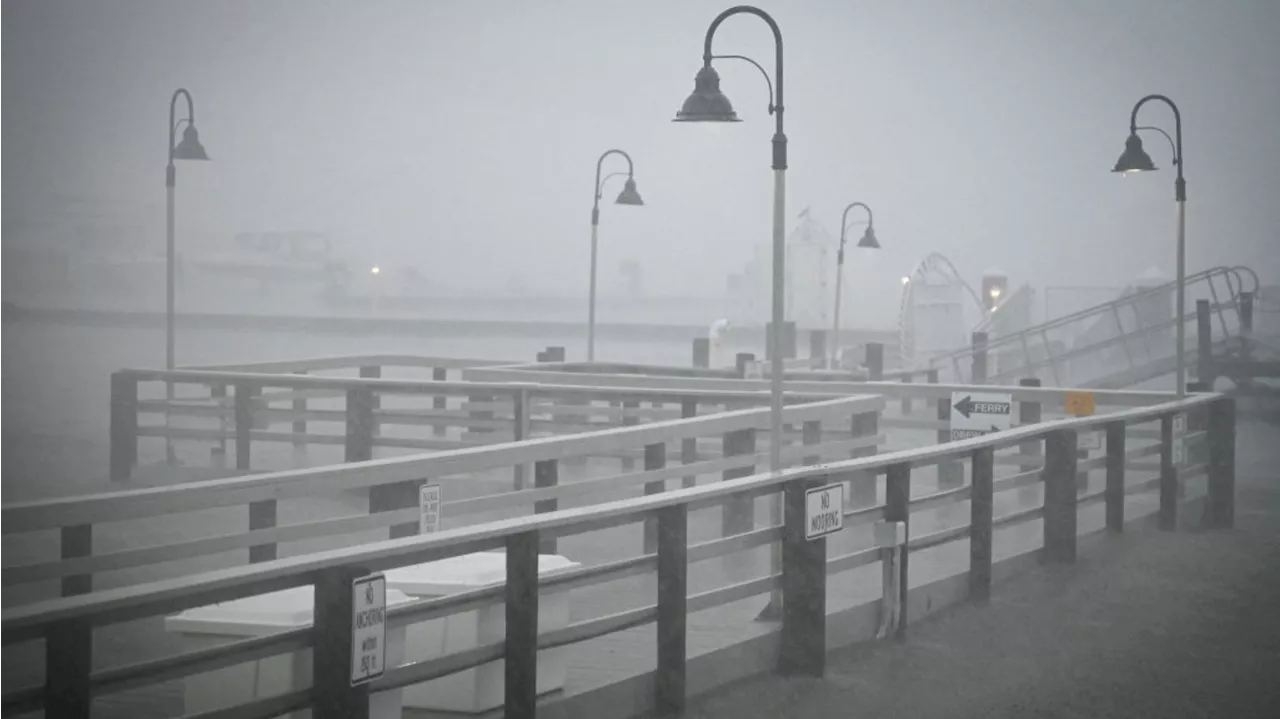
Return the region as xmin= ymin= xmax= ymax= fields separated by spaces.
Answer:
xmin=4 ymin=0 xmax=1278 ymax=322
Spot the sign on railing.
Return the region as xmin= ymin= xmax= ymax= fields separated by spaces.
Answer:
xmin=351 ymin=573 xmax=387 ymax=686
xmin=805 ymin=483 xmax=844 ymax=540
xmin=949 ymin=391 xmax=1013 ymax=440
xmin=419 ymin=484 xmax=442 ymax=534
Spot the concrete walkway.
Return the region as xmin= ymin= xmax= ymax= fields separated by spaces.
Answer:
xmin=682 ymin=417 xmax=1280 ymax=719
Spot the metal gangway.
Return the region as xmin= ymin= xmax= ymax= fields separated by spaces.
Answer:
xmin=927 ymin=266 xmax=1260 ymax=388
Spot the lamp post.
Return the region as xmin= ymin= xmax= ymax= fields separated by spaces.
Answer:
xmin=832 ymin=202 xmax=879 ymax=368
xmin=164 ymin=88 xmax=210 ymax=462
xmin=1112 ymin=95 xmax=1186 ymax=396
xmin=674 ymin=4 xmax=786 ymax=620
xmin=588 ymin=150 xmax=644 ymax=362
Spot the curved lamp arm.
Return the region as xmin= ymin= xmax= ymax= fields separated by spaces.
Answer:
xmin=168 ymin=88 xmax=196 ymax=166
xmin=1135 ymin=125 xmax=1178 ymax=167
xmin=702 ymin=5 xmax=785 ymax=170
xmin=710 ymin=54 xmax=774 ymax=113
xmin=1129 ymin=94 xmax=1185 ymax=201
xmin=597 ymin=171 xmax=631 ymax=200
xmin=591 ymin=148 xmax=636 ymax=224
xmin=838 ymin=201 xmax=874 ymax=263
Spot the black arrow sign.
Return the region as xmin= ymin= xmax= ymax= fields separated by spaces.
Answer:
xmin=953 ymin=395 xmax=1012 ymax=419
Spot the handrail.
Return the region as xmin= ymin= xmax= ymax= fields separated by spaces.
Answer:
xmin=928 ymin=265 xmax=1253 ymax=367
xmin=181 ymin=354 xmax=521 ymax=373
xmin=2 ymin=390 xmax=1220 ymax=638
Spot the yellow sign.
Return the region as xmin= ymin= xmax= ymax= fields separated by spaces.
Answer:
xmin=1064 ymin=391 xmax=1096 ymax=417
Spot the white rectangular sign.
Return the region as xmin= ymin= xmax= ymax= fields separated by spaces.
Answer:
xmin=419 ymin=483 xmax=442 ymax=534
xmin=805 ymin=483 xmax=845 ymax=540
xmin=1080 ymin=431 xmax=1102 ymax=451
xmin=950 ymin=391 xmax=1013 ymax=441
xmin=351 ymin=573 xmax=387 ymax=686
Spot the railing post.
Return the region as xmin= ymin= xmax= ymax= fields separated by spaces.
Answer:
xmin=735 ymin=352 xmax=755 ymax=378
xmin=643 ymin=442 xmax=668 ymax=554
xmin=1207 ymin=397 xmax=1236 ymax=529
xmin=110 ymin=371 xmax=138 ymax=482
xmin=721 ymin=428 xmax=757 ymax=538
xmin=345 ymin=387 xmax=375 ymax=463
xmin=936 ymin=396 xmax=964 ymax=491
xmin=248 ymin=499 xmax=278 ymax=563
xmin=211 ymin=381 xmax=229 ymax=469
xmin=432 ymin=367 xmax=448 ymax=437
xmin=971 ymin=331 xmax=989 ymax=385
xmin=60 ymin=525 xmax=92 ymax=597
xmin=884 ymin=462 xmax=911 ymax=639
xmin=1238 ymin=291 xmax=1254 ymax=359
xmin=291 ymin=371 xmax=308 ymax=465
xmin=505 ymin=531 xmax=540 ymax=719
xmin=778 ymin=476 xmax=827 ymax=677
xmin=313 ymin=565 xmax=372 ymax=719
xmin=808 ymin=330 xmax=827 ymax=369
xmin=655 ymin=504 xmax=688 ymax=715
xmin=848 ymin=411 xmax=878 ymax=508
xmin=1105 ymin=421 xmax=1127 ymax=532
xmin=692 ymin=337 xmax=711 ymax=368
xmin=359 ymin=365 xmax=381 ymax=438
xmin=512 ymin=389 xmax=530 ymax=491
xmin=369 ymin=480 xmax=421 ymax=539
xmin=46 ymin=618 xmax=92 ymax=719
xmin=621 ymin=400 xmax=640 ymax=471
xmin=1017 ymin=378 xmax=1042 ymax=508
xmin=899 ymin=374 xmax=912 ymax=415
xmin=535 ymin=459 xmax=559 ymax=555
xmin=1159 ymin=414 xmax=1178 ymax=531
xmin=234 ymin=381 xmax=257 ymax=471
xmin=1043 ymin=429 xmax=1079 ymax=563
xmin=1196 ymin=298 xmax=1213 ymax=385
xmin=865 ymin=342 xmax=884 ymax=381
xmin=680 ymin=398 xmax=698 ymax=489
xmin=969 ymin=447 xmax=994 ymax=602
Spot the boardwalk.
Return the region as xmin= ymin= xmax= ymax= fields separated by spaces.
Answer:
xmin=681 ymin=416 xmax=1280 ymax=719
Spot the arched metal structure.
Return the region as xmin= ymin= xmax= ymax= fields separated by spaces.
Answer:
xmin=897 ymin=252 xmax=987 ymax=368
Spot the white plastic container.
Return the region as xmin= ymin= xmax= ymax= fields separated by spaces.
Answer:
xmin=164 ymin=585 xmax=413 ymax=719
xmin=385 ymin=551 xmax=580 ymax=713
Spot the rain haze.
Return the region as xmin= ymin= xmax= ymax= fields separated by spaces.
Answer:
xmin=3 ymin=2 xmax=1280 ymax=719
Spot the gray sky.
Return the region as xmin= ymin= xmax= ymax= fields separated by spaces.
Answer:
xmin=5 ymin=0 xmax=1278 ymax=321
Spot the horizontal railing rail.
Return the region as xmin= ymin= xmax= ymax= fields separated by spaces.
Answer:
xmin=1 ymin=390 xmax=1235 ymax=719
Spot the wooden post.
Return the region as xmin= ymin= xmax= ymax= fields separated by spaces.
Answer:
xmin=1196 ymin=298 xmax=1212 ymax=385
xmin=643 ymin=442 xmax=667 ymax=554
xmin=512 ymin=389 xmax=529 ymax=491
xmin=211 ymin=381 xmax=228 ymax=469
xmin=432 ymin=367 xmax=448 ymax=437
xmin=735 ymin=352 xmax=755 ymax=378
xmin=1017 ymin=378 xmax=1042 ymax=508
xmin=248 ymin=499 xmax=278 ymax=563
xmin=680 ymin=399 xmax=698 ymax=489
xmin=291 ymin=371 xmax=308 ymax=464
xmin=654 ymin=504 xmax=688 ymax=715
xmin=535 ymin=459 xmax=558 ymax=554
xmin=109 ymin=371 xmax=138 ymax=482
xmin=1239 ymin=291 xmax=1254 ymax=359
xmin=936 ymin=396 xmax=964 ymax=490
xmin=369 ymin=480 xmax=421 ymax=539
xmin=621 ymin=400 xmax=640 ymax=471
xmin=1207 ymin=397 xmax=1236 ymax=529
xmin=884 ymin=462 xmax=911 ymax=638
xmin=1159 ymin=414 xmax=1178 ymax=531
xmin=45 ymin=618 xmax=92 ymax=719
xmin=313 ymin=565 xmax=372 ymax=719
xmin=721 ymin=428 xmax=757 ymax=538
xmin=778 ymin=477 xmax=827 ymax=677
xmin=345 ymin=387 xmax=375 ymax=463
xmin=865 ymin=342 xmax=884 ymax=380
xmin=808 ymin=330 xmax=827 ymax=368
xmin=969 ymin=446 xmax=994 ymax=602
xmin=234 ymin=382 xmax=257 ymax=472
xmin=505 ymin=531 xmax=540 ymax=719
xmin=971 ymin=331 xmax=989 ymax=385
xmin=359 ymin=365 xmax=381 ymax=439
xmin=1043 ymin=429 xmax=1079 ymax=563
xmin=1105 ymin=421 xmax=1127 ymax=532
xmin=60 ymin=525 xmax=92 ymax=597
xmin=692 ymin=337 xmax=711 ymax=368
xmin=848 ymin=412 xmax=878 ymax=508
xmin=899 ymin=374 xmax=913 ymax=415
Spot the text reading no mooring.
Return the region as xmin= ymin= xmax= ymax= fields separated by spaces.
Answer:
xmin=805 ymin=483 xmax=844 ymax=541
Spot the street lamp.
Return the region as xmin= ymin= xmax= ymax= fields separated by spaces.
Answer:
xmin=588 ymin=150 xmax=644 ymax=362
xmin=832 ymin=202 xmax=879 ymax=368
xmin=1112 ymin=95 xmax=1186 ymax=396
xmin=674 ymin=4 xmax=787 ymax=621
xmin=164 ymin=88 xmax=209 ymax=462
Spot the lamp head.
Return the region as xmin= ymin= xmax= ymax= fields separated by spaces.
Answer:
xmin=1112 ymin=132 xmax=1155 ymax=173
xmin=673 ymin=65 xmax=741 ymax=123
xmin=615 ymin=177 xmax=644 ymax=206
xmin=856 ymin=225 xmax=880 ymax=250
xmin=173 ymin=124 xmax=209 ymax=161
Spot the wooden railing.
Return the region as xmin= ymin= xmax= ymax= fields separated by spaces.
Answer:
xmin=10 ymin=393 xmax=884 ymax=603
xmin=1 ymin=391 xmax=1234 ymax=719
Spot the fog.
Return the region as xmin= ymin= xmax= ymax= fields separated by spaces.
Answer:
xmin=5 ymin=0 xmax=1279 ymax=327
